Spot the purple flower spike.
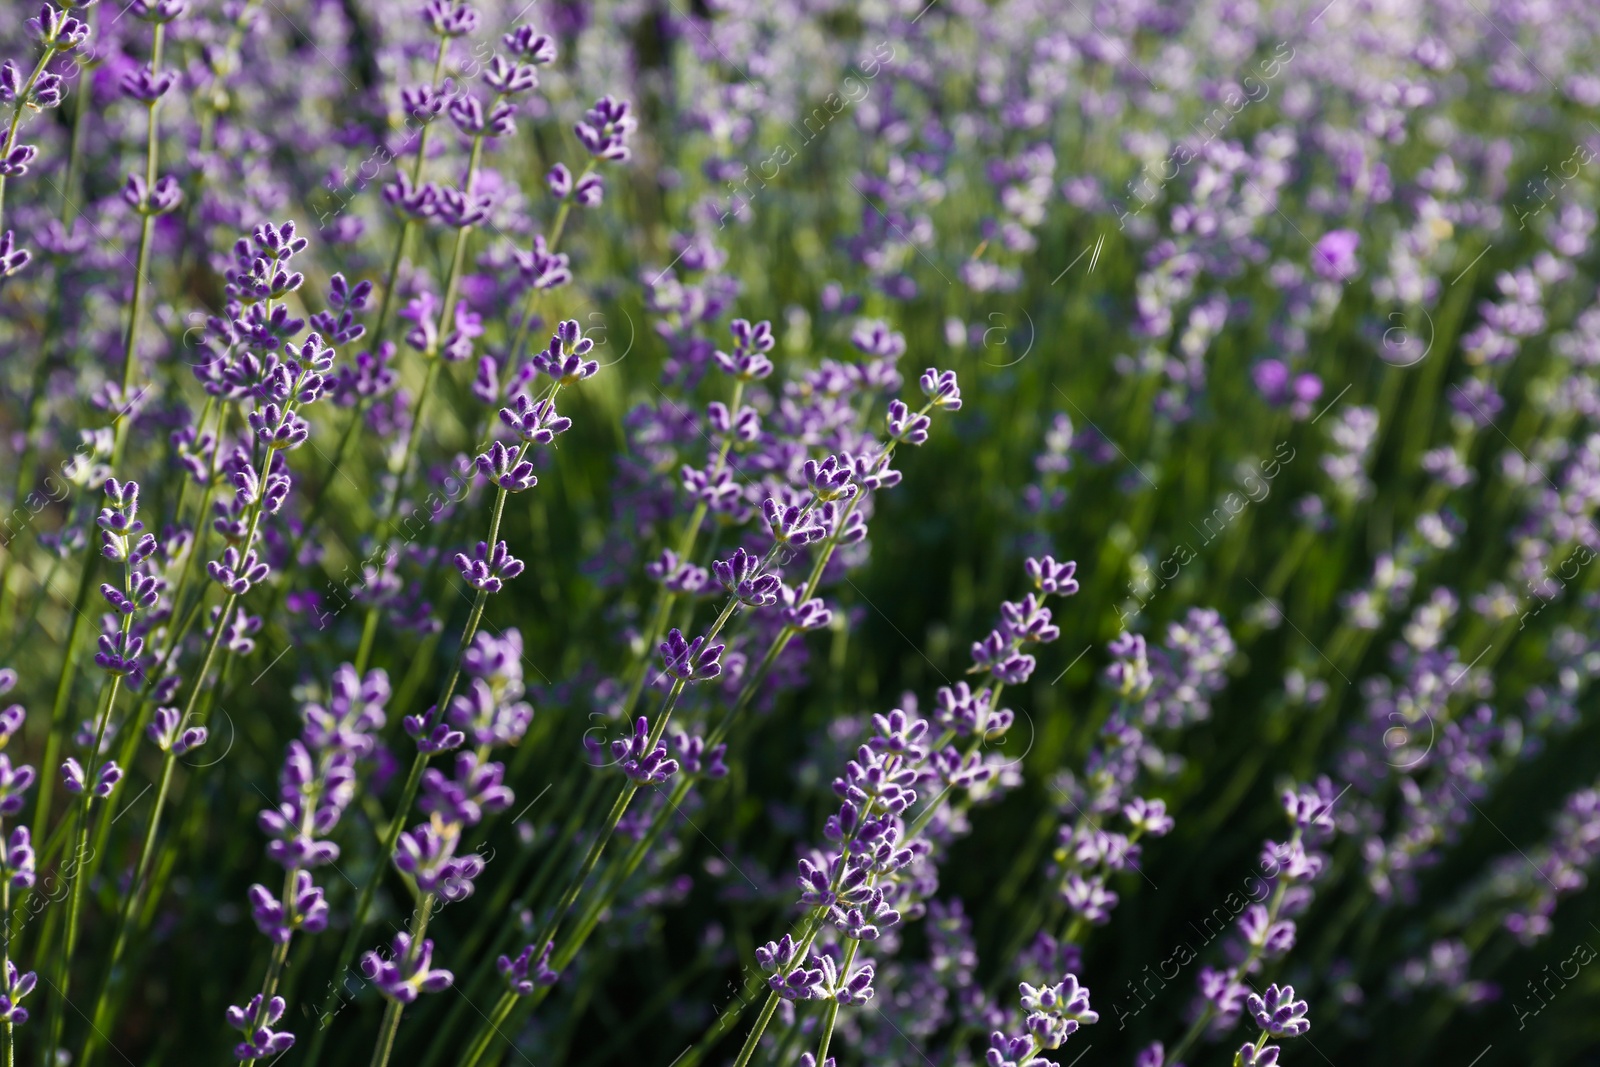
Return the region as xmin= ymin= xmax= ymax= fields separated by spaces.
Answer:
xmin=423 ymin=0 xmax=479 ymax=36
xmin=403 ymin=713 xmax=466 ymax=755
xmin=92 ymin=621 xmax=144 ymax=675
xmin=128 ymin=0 xmax=187 ymax=21
xmin=713 ymin=547 xmax=781 ymax=607
xmin=503 ymin=26 xmax=557 ymax=64
xmin=121 ymin=64 xmax=176 ymax=103
xmin=1122 ymin=797 xmax=1174 ymax=836
xmin=147 ymin=706 xmax=207 ymax=755
xmin=384 ymin=172 xmax=439 ymax=221
xmin=248 ymin=871 xmax=328 ymax=943
xmin=919 ymin=368 xmax=962 ymax=409
xmin=886 ymin=400 xmax=930 ymax=445
xmin=360 ymin=933 xmax=454 ymax=1003
xmin=610 ymin=717 xmax=679 ymax=785
xmin=1282 ymin=779 xmax=1338 ymax=837
xmin=453 ymin=540 xmax=525 ymax=593
xmin=762 ymin=498 xmax=826 ymax=547
xmin=1062 ymin=874 xmax=1117 ymax=924
xmin=207 ymin=546 xmax=271 ymax=596
xmin=658 ymin=628 xmax=724 ymax=682
xmin=394 ymin=821 xmax=485 ymax=901
xmin=1238 ymin=1044 xmax=1281 ymax=1067
xmin=713 ymin=318 xmax=777 ymax=379
xmin=1025 ymin=555 xmax=1080 ymax=596
xmin=671 ymin=732 xmax=728 ymax=779
xmin=499 ymin=394 xmax=571 ymax=444
xmin=226 ymin=994 xmax=294 ymax=1060
xmin=781 ymin=592 xmax=833 ymax=631
xmin=573 ymin=95 xmax=636 ymax=162
xmin=999 ymin=594 xmax=1060 ymax=644
xmin=122 ymin=173 xmax=183 ymax=216
xmin=0 ymin=961 xmax=34 ymax=1025
xmin=420 ymin=752 xmax=514 ymax=827
xmin=475 ymin=441 xmax=537 ymax=492
xmin=0 ymin=703 xmax=20 ymax=748
xmin=514 ymin=234 xmax=571 ymax=291
xmin=851 ymin=320 xmax=906 ymax=359
xmin=60 ymin=758 xmax=119 ymax=800
xmin=835 ymin=960 xmax=877 ymax=1004
xmin=1240 ymin=904 xmax=1297 ymax=957
xmin=546 ymin=163 xmax=572 ymax=199
xmin=1 ymin=827 xmax=34 ymax=889
xmin=498 ymin=941 xmax=560 ymax=995
xmin=533 ymin=319 xmax=600 ymax=384
xmin=0 ymin=232 xmax=29 ymax=279
xmin=483 ymin=56 xmax=539 ymax=96
xmin=1247 ymin=983 xmax=1310 ymax=1037
xmin=831 ymin=887 xmax=900 ymax=941
xmin=802 ymin=455 xmax=855 ymax=501
xmin=0 ymin=756 xmax=35 ymax=817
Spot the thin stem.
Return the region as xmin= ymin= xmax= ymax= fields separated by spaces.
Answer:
xmin=77 ymin=403 xmax=231 ymax=1066
xmin=46 ymin=669 xmax=122 ymax=1061
xmin=27 ymin=538 xmax=97 ymax=894
xmin=503 ymin=162 xmax=594 ymax=366
xmin=730 ymin=990 xmax=782 ymax=1067
xmin=306 ymin=429 xmax=537 ymax=1066
xmin=0 ymin=44 xmax=61 ymax=230
xmin=82 ymin=376 xmax=304 ymax=1051
xmin=370 ymin=36 xmax=450 ymax=344
xmin=812 ymin=940 xmax=857 ymax=1066
xmin=1162 ymin=831 xmax=1301 ymax=1067
xmin=221 ymin=769 xmax=327 ymax=1065
xmin=615 ymin=379 xmax=744 ymax=720
xmin=457 ymin=992 xmax=516 ymax=1067
xmin=2 ymin=878 xmax=10 ymax=1067
xmin=111 ymin=21 xmax=167 ymax=469
xmin=367 ymin=893 xmax=435 ymax=1067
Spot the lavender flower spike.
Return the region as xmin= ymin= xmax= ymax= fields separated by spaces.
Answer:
xmin=498 ymin=942 xmax=559 ymax=994
xmin=611 ymin=717 xmax=679 ymax=785
xmin=0 ymin=962 xmax=34 ymax=1025
xmin=453 ymin=540 xmax=525 ymax=592
xmin=1247 ymin=983 xmax=1310 ymax=1038
xmin=475 ymin=441 xmax=537 ymax=492
xmin=226 ymin=994 xmax=294 ymax=1060
xmin=659 ymin=628 xmax=724 ymax=682
xmin=360 ymin=933 xmax=454 ymax=1003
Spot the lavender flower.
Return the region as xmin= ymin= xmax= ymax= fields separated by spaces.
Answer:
xmin=360 ymin=933 xmax=454 ymax=1003
xmin=1248 ymin=984 xmax=1311 ymax=1037
xmin=659 ymin=628 xmax=725 ymax=682
xmin=498 ymin=942 xmax=559 ymax=994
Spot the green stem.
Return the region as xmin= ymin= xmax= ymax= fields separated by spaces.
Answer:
xmin=111 ymin=21 xmax=166 ymax=469
xmin=0 ymin=44 xmax=61 ymax=230
xmin=368 ymin=894 xmax=436 ymax=1067
xmin=307 ymin=422 xmax=538 ymax=1066
xmin=79 ymin=375 xmax=304 ymax=1052
xmin=47 ymin=668 xmax=122 ymax=1062
xmin=730 ymin=990 xmax=782 ymax=1067
xmin=27 ymin=537 xmax=97 ymax=896
xmin=370 ymin=36 xmax=450 ymax=344
xmin=1162 ymin=831 xmax=1301 ymax=1067
xmin=2 ymin=878 xmax=9 ymax=1067
xmin=812 ymin=939 xmax=858 ymax=1066
xmin=503 ymin=163 xmax=593 ymax=366
xmin=457 ymin=992 xmax=517 ymax=1067
xmin=615 ymin=380 xmax=743 ymax=720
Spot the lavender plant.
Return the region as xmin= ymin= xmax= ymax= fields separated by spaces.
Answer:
xmin=1 ymin=2 xmax=1600 ymax=1066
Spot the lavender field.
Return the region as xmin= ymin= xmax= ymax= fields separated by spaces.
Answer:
xmin=0 ymin=0 xmax=1598 ymax=1064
